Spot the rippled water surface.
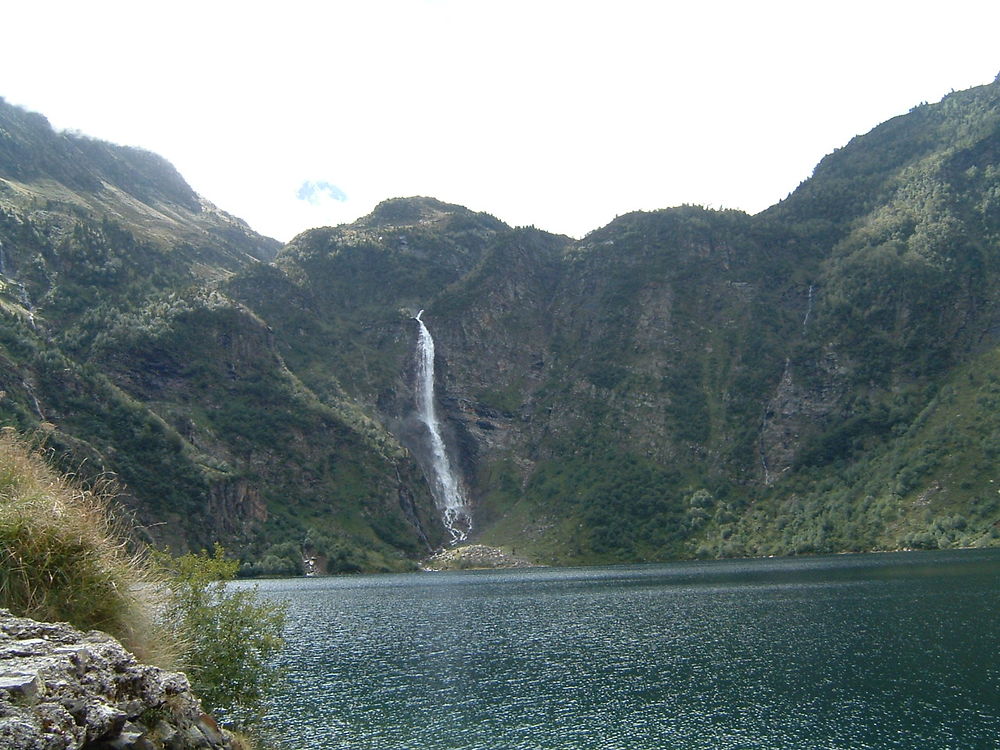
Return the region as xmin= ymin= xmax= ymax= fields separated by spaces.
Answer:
xmin=247 ymin=549 xmax=1000 ymax=749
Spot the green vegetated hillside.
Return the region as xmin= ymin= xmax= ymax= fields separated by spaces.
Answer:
xmin=2 ymin=78 xmax=999 ymax=571
xmin=0 ymin=98 xmax=445 ymax=573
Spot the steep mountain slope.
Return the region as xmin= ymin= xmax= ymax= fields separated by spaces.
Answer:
xmin=0 ymin=97 xmax=278 ymax=267
xmin=241 ymin=202 xmax=813 ymax=561
xmin=0 ymin=100 xmax=444 ymax=569
xmin=1 ymin=79 xmax=999 ymax=570
xmin=227 ymin=80 xmax=1000 ymax=564
xmin=712 ymin=79 xmax=1000 ymax=555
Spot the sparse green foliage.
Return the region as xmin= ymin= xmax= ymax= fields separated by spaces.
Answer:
xmin=157 ymin=544 xmax=286 ymax=729
xmin=0 ymin=427 xmax=288 ymax=736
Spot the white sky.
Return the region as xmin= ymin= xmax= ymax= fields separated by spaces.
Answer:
xmin=3 ymin=1 xmax=999 ymax=241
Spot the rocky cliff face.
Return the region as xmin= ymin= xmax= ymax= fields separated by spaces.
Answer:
xmin=0 ymin=610 xmax=235 ymax=750
xmin=230 ymin=80 xmax=1000 ymax=562
xmin=2 ymin=81 xmax=1000 ymax=567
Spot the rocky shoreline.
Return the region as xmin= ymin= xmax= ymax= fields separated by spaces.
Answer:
xmin=0 ymin=609 xmax=237 ymax=750
xmin=422 ymin=544 xmax=537 ymax=571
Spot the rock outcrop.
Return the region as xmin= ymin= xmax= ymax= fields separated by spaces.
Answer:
xmin=424 ymin=544 xmax=536 ymax=570
xmin=0 ymin=610 xmax=234 ymax=750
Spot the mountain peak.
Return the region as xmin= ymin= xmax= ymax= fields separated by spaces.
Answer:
xmin=0 ymin=97 xmax=279 ymax=264
xmin=358 ymin=197 xmax=471 ymax=228
xmin=356 ymin=196 xmax=508 ymax=233
xmin=0 ymin=97 xmax=198 ymax=208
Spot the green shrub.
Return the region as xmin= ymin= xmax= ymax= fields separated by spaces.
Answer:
xmin=0 ymin=428 xmax=286 ymax=737
xmin=157 ymin=544 xmax=286 ymax=730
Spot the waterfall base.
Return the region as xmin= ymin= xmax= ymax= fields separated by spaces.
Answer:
xmin=422 ymin=544 xmax=537 ymax=570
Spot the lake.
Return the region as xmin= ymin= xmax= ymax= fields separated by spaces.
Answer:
xmin=246 ymin=549 xmax=1000 ymax=749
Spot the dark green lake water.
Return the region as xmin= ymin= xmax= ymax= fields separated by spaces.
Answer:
xmin=249 ymin=549 xmax=1000 ymax=749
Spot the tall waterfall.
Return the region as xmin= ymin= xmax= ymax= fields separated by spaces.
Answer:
xmin=414 ymin=310 xmax=470 ymax=542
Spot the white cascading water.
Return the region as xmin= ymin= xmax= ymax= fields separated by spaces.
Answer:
xmin=413 ymin=310 xmax=470 ymax=542
xmin=17 ymin=282 xmax=35 ymax=329
xmin=802 ymin=284 xmax=814 ymax=330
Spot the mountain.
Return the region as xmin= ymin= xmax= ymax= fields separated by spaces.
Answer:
xmin=0 ymin=99 xmax=445 ymax=571
xmin=1 ymin=79 xmax=999 ymax=571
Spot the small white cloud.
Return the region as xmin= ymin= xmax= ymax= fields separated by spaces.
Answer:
xmin=297 ymin=180 xmax=348 ymax=205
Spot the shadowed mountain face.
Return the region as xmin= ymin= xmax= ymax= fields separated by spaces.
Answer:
xmin=2 ymin=81 xmax=1000 ymax=570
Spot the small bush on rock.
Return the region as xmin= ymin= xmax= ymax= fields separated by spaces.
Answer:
xmin=157 ymin=544 xmax=286 ymax=730
xmin=0 ymin=428 xmax=286 ymax=742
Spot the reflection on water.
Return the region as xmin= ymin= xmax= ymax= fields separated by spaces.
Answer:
xmin=243 ymin=549 xmax=1000 ymax=749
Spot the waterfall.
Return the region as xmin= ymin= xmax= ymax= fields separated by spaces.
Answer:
xmin=759 ymin=359 xmax=792 ymax=486
xmin=17 ymin=282 xmax=35 ymax=329
xmin=21 ymin=380 xmax=45 ymax=421
xmin=759 ymin=444 xmax=772 ymax=486
xmin=413 ymin=310 xmax=471 ymax=542
xmin=802 ymin=284 xmax=814 ymax=331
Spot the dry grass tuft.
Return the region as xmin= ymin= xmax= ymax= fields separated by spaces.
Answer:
xmin=0 ymin=427 xmax=176 ymax=666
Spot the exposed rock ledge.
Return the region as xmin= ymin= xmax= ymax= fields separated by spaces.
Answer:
xmin=0 ymin=609 xmax=235 ymax=750
xmin=423 ymin=544 xmax=537 ymax=570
